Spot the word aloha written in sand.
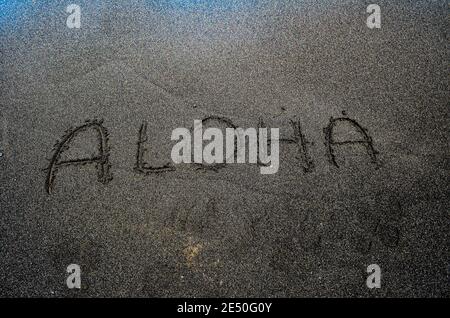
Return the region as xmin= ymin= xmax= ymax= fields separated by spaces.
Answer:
xmin=44 ymin=114 xmax=379 ymax=194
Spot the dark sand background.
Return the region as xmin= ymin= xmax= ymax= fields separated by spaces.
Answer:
xmin=0 ymin=0 xmax=448 ymax=297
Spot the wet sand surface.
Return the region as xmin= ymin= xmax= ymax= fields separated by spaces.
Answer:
xmin=0 ymin=1 xmax=448 ymax=297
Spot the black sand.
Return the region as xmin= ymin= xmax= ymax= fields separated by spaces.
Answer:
xmin=0 ymin=0 xmax=448 ymax=297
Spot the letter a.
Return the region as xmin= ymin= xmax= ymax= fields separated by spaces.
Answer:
xmin=324 ymin=115 xmax=379 ymax=168
xmin=66 ymin=264 xmax=81 ymax=289
xmin=367 ymin=4 xmax=381 ymax=29
xmin=366 ymin=264 xmax=381 ymax=289
xmin=66 ymin=4 xmax=81 ymax=29
xmin=171 ymin=128 xmax=192 ymax=164
xmin=45 ymin=120 xmax=112 ymax=194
